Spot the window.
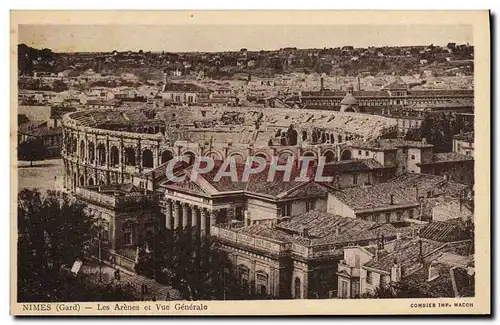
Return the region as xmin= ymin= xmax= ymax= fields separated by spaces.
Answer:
xmin=353 ymin=173 xmax=358 ymax=185
xmin=408 ymin=209 xmax=414 ymax=219
xmin=385 ymin=213 xmax=390 ymax=223
xmin=365 ymin=151 xmax=369 ymax=156
xmin=283 ymin=203 xmax=292 ymax=217
xmin=319 ymin=270 xmax=326 ymax=282
xmin=466 ymin=151 xmax=472 ymax=156
xmin=366 ymin=271 xmax=373 ymax=284
xmin=372 ymin=214 xmax=378 ymax=222
xmin=396 ymin=211 xmax=403 ymax=221
xmin=358 ymin=150 xmax=362 ymax=155
xmin=341 ymin=281 xmax=349 ymax=298
xmin=305 ymin=200 xmax=314 ymax=212
xmin=123 ymin=226 xmax=133 ymax=245
xmin=235 ymin=206 xmax=243 ymax=220
xmin=355 ymin=255 xmax=361 ymax=268
xmin=411 ymin=154 xmax=415 ymax=160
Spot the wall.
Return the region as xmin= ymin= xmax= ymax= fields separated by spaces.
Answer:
xmin=357 ymin=206 xmax=418 ymax=223
xmin=326 ymin=193 xmax=356 ymax=219
xmin=432 ymin=200 xmax=473 ymax=222
xmin=246 ymin=198 xmax=279 ymax=222
xmin=407 ymin=148 xmax=422 ymax=173
xmin=360 ymin=268 xmax=385 ymax=295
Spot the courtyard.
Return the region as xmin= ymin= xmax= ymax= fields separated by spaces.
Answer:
xmin=17 ymin=158 xmax=65 ymax=193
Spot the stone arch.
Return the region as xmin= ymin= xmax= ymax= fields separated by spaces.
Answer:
xmin=88 ymin=142 xmax=95 ymax=163
xmin=340 ymin=149 xmax=352 ymax=161
xmin=142 ymin=149 xmax=154 ymax=168
xmin=72 ymin=138 xmax=77 ymax=154
xmin=321 ymin=132 xmax=327 ymax=143
xmin=330 ymin=133 xmax=335 ymax=143
xmin=278 ymin=150 xmax=295 ymax=162
xmin=97 ymin=143 xmax=106 ymax=166
xmin=79 ymin=140 xmax=85 ymax=158
xmin=338 ymin=135 xmax=343 ymax=143
xmin=110 ymin=146 xmax=119 ymax=166
xmin=161 ymin=150 xmax=174 ymax=164
xmin=73 ymin=173 xmax=77 ymax=189
xmin=228 ymin=152 xmax=246 ymax=164
xmin=255 ymin=152 xmax=270 ymax=162
xmin=79 ymin=175 xmax=85 ymax=186
xmin=323 ymin=150 xmax=335 ymax=163
xmin=301 ymin=151 xmax=317 ymax=160
xmin=88 ymin=177 xmax=94 ymax=186
xmin=301 ymin=130 xmax=308 ymax=141
xmin=124 ymin=147 xmax=136 ymax=166
xmin=206 ymin=150 xmax=223 ymax=162
xmin=294 ymin=277 xmax=302 ymax=299
xmin=183 ymin=151 xmax=196 ymax=165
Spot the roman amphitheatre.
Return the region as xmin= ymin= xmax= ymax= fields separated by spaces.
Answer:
xmin=61 ymin=106 xmax=397 ymax=190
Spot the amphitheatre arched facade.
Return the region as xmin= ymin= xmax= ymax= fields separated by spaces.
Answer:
xmin=61 ymin=106 xmax=397 ymax=191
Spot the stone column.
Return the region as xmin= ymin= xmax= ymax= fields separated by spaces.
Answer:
xmin=209 ymin=209 xmax=217 ymax=227
xmin=164 ymin=199 xmax=172 ymax=230
xmin=182 ymin=203 xmax=189 ymax=229
xmin=173 ymin=201 xmax=180 ymax=230
xmin=191 ymin=206 xmax=199 ymax=230
xmin=200 ymin=208 xmax=208 ymax=237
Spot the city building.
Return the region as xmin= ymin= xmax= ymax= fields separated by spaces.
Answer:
xmin=452 ymin=132 xmax=474 ymax=157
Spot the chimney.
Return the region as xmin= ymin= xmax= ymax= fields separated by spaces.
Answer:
xmin=391 ymin=263 xmax=402 ymax=282
xmin=422 ymin=137 xmax=427 ymax=145
xmin=390 ymin=194 xmax=394 ymax=205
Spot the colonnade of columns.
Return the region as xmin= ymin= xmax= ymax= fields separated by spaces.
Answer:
xmin=163 ymin=199 xmax=216 ymax=237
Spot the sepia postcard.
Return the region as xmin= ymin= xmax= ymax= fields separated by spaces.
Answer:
xmin=10 ymin=10 xmax=490 ymax=316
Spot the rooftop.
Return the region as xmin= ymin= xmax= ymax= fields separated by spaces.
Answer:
xmin=330 ymin=173 xmax=470 ymax=212
xmin=350 ymin=138 xmax=434 ymax=151
xmin=452 ymin=131 xmax=474 ymax=142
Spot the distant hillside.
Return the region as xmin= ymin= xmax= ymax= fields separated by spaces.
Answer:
xmin=18 ymin=44 xmax=59 ymax=76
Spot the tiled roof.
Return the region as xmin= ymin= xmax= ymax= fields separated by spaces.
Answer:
xmin=163 ymin=82 xmax=210 ymax=93
xmin=419 ymin=221 xmax=471 ymax=243
xmin=323 ymin=159 xmax=386 ymax=174
xmin=18 ymin=124 xmax=62 ymax=137
xmin=364 ymin=238 xmax=472 ymax=274
xmin=421 ymin=152 xmax=474 ymax=164
xmin=331 ymin=173 xmax=469 ymax=212
xmin=276 ymin=210 xmax=398 ymax=245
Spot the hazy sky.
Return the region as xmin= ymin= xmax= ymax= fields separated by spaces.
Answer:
xmin=18 ymin=24 xmax=473 ymax=53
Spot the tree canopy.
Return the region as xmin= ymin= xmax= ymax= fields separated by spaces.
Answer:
xmin=136 ymin=229 xmax=270 ymax=300
xmin=17 ymin=189 xmax=135 ymax=302
xmin=18 ymin=137 xmax=47 ymax=166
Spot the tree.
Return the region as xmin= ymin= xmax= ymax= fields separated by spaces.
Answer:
xmin=362 ymin=280 xmax=430 ymax=299
xmin=17 ymin=189 xmax=99 ymax=301
xmin=18 ymin=137 xmax=47 ymax=166
xmin=136 ymin=229 xmax=265 ymax=300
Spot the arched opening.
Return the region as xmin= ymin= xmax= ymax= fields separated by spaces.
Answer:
xmin=142 ymin=149 xmax=154 ymax=168
xmin=88 ymin=177 xmax=94 ymax=186
xmin=72 ymin=138 xmax=77 ymax=154
xmin=302 ymin=151 xmax=316 ymax=160
xmin=302 ymin=131 xmax=308 ymax=141
xmin=321 ymin=132 xmax=327 ymax=143
xmin=161 ymin=150 xmax=173 ymax=164
xmin=79 ymin=175 xmax=85 ymax=186
xmin=340 ymin=149 xmax=352 ymax=161
xmin=330 ymin=133 xmax=335 ymax=143
xmin=124 ymin=147 xmax=136 ymax=166
xmin=73 ymin=174 xmax=77 ymax=188
xmin=255 ymin=153 xmax=269 ymax=162
xmin=278 ymin=151 xmax=293 ymax=162
xmin=294 ymin=278 xmax=302 ymax=299
xmin=110 ymin=146 xmax=119 ymax=166
xmin=230 ymin=153 xmax=245 ymax=164
xmin=184 ymin=151 xmax=196 ymax=165
xmin=97 ymin=143 xmax=106 ymax=166
xmin=80 ymin=140 xmax=85 ymax=159
xmin=338 ymin=135 xmax=343 ymax=143
xmin=88 ymin=142 xmax=95 ymax=164
xmin=323 ymin=151 xmax=335 ymax=163
xmin=343 ymin=107 xmax=357 ymax=113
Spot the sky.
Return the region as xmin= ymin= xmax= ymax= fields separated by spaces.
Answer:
xmin=18 ymin=24 xmax=473 ymax=53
